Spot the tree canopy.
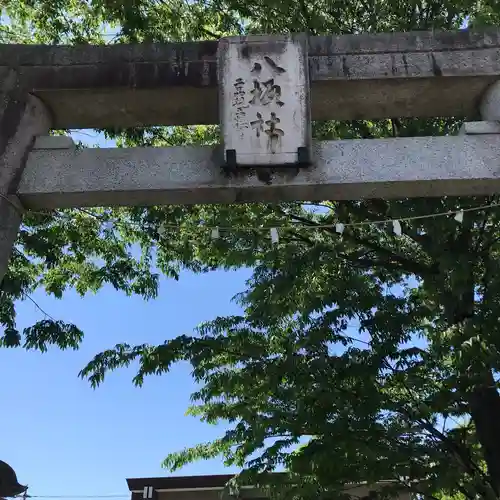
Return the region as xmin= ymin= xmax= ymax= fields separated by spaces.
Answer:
xmin=3 ymin=0 xmax=500 ymax=499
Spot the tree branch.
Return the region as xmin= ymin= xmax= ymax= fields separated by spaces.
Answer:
xmin=381 ymin=358 xmax=494 ymax=494
xmin=299 ymin=0 xmax=317 ymax=34
xmin=277 ymin=208 xmax=436 ymax=278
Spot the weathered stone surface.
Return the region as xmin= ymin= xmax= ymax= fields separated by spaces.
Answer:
xmin=1 ymin=28 xmax=500 ymax=127
xmin=480 ymin=80 xmax=500 ymax=119
xmin=17 ymin=134 xmax=500 ymax=208
xmin=0 ymin=70 xmax=51 ymax=283
xmin=219 ymin=34 xmax=311 ymax=166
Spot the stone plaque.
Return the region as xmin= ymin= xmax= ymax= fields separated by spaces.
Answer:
xmin=218 ymin=34 xmax=311 ymax=167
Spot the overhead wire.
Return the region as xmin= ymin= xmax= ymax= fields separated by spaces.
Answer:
xmin=2 ymin=192 xmax=499 ymax=233
xmin=18 ymin=495 xmax=131 ymax=499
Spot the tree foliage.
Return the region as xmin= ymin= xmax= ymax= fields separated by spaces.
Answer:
xmin=3 ymin=0 xmax=500 ymax=499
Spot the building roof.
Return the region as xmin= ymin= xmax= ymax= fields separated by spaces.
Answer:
xmin=127 ymin=474 xmax=251 ymax=492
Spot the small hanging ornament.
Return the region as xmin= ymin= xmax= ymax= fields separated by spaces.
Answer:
xmin=392 ymin=220 xmax=402 ymax=236
xmin=211 ymin=227 xmax=220 ymax=240
xmin=158 ymin=222 xmax=167 ymax=237
xmin=335 ymin=223 xmax=345 ymax=234
xmin=454 ymin=210 xmax=464 ymax=223
xmin=270 ymin=227 xmax=279 ymax=244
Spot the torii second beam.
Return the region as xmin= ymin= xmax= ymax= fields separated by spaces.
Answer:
xmin=17 ymin=125 xmax=500 ymax=209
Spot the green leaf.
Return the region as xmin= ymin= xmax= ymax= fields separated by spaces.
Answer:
xmin=5 ymin=0 xmax=500 ymax=498
xmin=1 ymin=327 xmax=21 ymax=347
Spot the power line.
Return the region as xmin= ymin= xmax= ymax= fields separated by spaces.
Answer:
xmin=28 ymin=200 xmax=500 ymax=230
xmin=3 ymin=192 xmax=500 ymax=238
xmin=23 ymin=495 xmax=130 ymax=499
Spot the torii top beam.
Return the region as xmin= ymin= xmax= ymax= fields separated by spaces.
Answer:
xmin=2 ymin=28 xmax=500 ymax=129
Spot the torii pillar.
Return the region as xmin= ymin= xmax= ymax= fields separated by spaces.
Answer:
xmin=0 ymin=69 xmax=51 ymax=285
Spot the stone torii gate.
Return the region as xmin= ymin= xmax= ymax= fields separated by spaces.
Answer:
xmin=3 ymin=28 xmax=500 ymax=282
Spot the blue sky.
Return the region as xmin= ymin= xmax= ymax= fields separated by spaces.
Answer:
xmin=0 ymin=12 xmax=472 ymax=498
xmin=1 ymin=130 xmax=422 ymax=499
xmin=0 ymin=130 xmax=249 ymax=499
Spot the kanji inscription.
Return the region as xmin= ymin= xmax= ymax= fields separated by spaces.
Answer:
xmin=219 ymin=35 xmax=311 ymax=166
